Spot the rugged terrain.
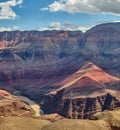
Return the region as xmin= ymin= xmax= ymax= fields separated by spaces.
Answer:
xmin=93 ymin=109 xmax=120 ymax=130
xmin=42 ymin=62 xmax=120 ymax=119
xmin=0 ymin=22 xmax=120 ymax=118
xmin=0 ymin=90 xmax=33 ymax=116
xmin=42 ymin=119 xmax=111 ymax=130
xmin=0 ymin=116 xmax=50 ymax=130
xmin=0 ymin=116 xmax=112 ymax=130
xmin=0 ymin=90 xmax=120 ymax=130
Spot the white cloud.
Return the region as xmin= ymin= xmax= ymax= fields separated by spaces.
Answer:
xmin=13 ymin=26 xmax=19 ymax=30
xmin=49 ymin=22 xmax=61 ymax=30
xmin=39 ymin=22 xmax=91 ymax=32
xmin=0 ymin=26 xmax=20 ymax=32
xmin=0 ymin=27 xmax=11 ymax=32
xmin=42 ymin=0 xmax=120 ymax=14
xmin=0 ymin=0 xmax=23 ymax=19
xmin=96 ymin=20 xmax=120 ymax=25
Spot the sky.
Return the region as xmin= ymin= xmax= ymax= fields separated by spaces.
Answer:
xmin=1 ymin=0 xmax=120 ymax=32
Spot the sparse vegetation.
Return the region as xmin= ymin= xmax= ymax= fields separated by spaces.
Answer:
xmin=0 ymin=116 xmax=50 ymax=130
xmin=93 ymin=109 xmax=120 ymax=130
xmin=41 ymin=119 xmax=111 ymax=130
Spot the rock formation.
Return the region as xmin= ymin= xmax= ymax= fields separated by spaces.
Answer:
xmin=42 ymin=62 xmax=120 ymax=119
xmin=0 ymin=90 xmax=33 ymax=116
xmin=92 ymin=109 xmax=120 ymax=130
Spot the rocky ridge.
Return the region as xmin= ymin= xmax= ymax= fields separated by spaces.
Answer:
xmin=42 ymin=62 xmax=120 ymax=119
xmin=0 ymin=90 xmax=33 ymax=116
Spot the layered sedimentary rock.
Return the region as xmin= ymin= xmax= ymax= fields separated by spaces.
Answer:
xmin=0 ymin=30 xmax=84 ymax=101
xmin=82 ymin=23 xmax=120 ymax=77
xmin=0 ymin=23 xmax=120 ymax=115
xmin=42 ymin=62 xmax=120 ymax=119
xmin=0 ymin=90 xmax=33 ymax=116
xmin=0 ymin=23 xmax=119 ymax=85
xmin=0 ymin=31 xmax=83 ymax=88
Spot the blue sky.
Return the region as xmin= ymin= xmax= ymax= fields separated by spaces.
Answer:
xmin=0 ymin=0 xmax=120 ymax=32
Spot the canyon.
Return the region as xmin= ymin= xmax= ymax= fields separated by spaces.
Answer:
xmin=0 ymin=22 xmax=120 ymax=119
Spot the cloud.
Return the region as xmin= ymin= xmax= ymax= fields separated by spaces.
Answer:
xmin=39 ymin=22 xmax=91 ymax=32
xmin=0 ymin=27 xmax=11 ymax=32
xmin=0 ymin=0 xmax=23 ymax=19
xmin=13 ymin=26 xmax=19 ymax=30
xmin=0 ymin=26 xmax=20 ymax=32
xmin=42 ymin=0 xmax=120 ymax=14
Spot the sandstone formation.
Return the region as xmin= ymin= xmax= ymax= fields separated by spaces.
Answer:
xmin=0 ymin=23 xmax=119 ymax=95
xmin=0 ymin=30 xmax=84 ymax=101
xmin=83 ymin=23 xmax=120 ymax=77
xmin=0 ymin=90 xmax=33 ymax=116
xmin=38 ymin=113 xmax=64 ymax=122
xmin=42 ymin=62 xmax=120 ymax=119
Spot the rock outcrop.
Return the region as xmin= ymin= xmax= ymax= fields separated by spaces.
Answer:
xmin=42 ymin=62 xmax=120 ymax=119
xmin=0 ymin=90 xmax=33 ymax=116
xmin=92 ymin=109 xmax=120 ymax=130
xmin=82 ymin=22 xmax=120 ymax=77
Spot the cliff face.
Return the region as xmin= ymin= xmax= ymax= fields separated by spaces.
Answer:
xmin=82 ymin=23 xmax=120 ymax=77
xmin=0 ymin=31 xmax=83 ymax=84
xmin=42 ymin=62 xmax=120 ymax=119
xmin=0 ymin=31 xmax=85 ymax=102
xmin=43 ymin=92 xmax=120 ymax=119
xmin=0 ymin=23 xmax=120 ymax=86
